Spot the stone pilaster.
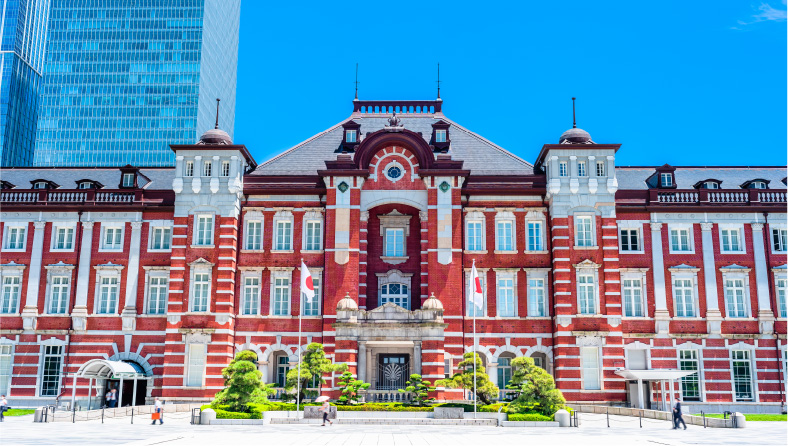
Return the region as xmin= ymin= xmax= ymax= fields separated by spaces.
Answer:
xmin=751 ymin=223 xmax=775 ymax=334
xmin=700 ymin=222 xmax=722 ymax=335
xmin=650 ymin=222 xmax=670 ymax=334
xmin=21 ymin=221 xmax=46 ymax=330
xmin=121 ymin=221 xmax=143 ymax=332
xmin=72 ymin=220 xmax=95 ymax=332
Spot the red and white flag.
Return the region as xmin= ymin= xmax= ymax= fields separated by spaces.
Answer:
xmin=300 ymin=261 xmax=315 ymax=302
xmin=469 ymin=260 xmax=483 ymax=310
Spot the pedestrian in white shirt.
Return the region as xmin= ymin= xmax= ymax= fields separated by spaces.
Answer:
xmin=152 ymin=398 xmax=163 ymax=425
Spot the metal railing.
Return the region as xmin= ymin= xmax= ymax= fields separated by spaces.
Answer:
xmin=364 ymin=391 xmax=413 ymax=403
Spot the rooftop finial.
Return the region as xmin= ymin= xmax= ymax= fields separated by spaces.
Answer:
xmin=571 ymin=97 xmax=576 ymax=129
xmin=354 ymin=63 xmax=359 ymax=100
xmin=214 ymin=98 xmax=221 ymax=129
xmin=436 ymin=63 xmax=441 ymax=99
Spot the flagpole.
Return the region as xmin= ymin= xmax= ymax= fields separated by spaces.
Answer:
xmin=473 ymin=260 xmax=477 ymax=419
xmin=296 ymin=290 xmax=303 ymax=420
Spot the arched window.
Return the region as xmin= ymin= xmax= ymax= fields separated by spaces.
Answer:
xmin=497 ymin=353 xmax=516 ymax=389
xmin=380 ymin=283 xmax=409 ymax=308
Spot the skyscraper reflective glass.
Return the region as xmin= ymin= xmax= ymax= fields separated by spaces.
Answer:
xmin=33 ymin=0 xmax=239 ymax=167
xmin=0 ymin=0 xmax=51 ymax=167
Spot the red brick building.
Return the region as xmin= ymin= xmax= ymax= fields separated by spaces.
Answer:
xmin=1 ymin=99 xmax=786 ymax=413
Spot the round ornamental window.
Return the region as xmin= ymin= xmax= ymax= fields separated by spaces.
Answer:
xmin=387 ymin=166 xmax=402 ymax=180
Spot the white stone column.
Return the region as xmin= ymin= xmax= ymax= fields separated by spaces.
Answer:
xmin=700 ymin=223 xmax=722 ymax=335
xmin=72 ymin=221 xmax=95 ymax=332
xmin=751 ymin=223 xmax=774 ymax=334
xmin=358 ymin=341 xmax=367 ymax=382
xmin=414 ymin=341 xmax=422 ymax=376
xmin=121 ymin=221 xmax=143 ymax=331
xmin=651 ymin=223 xmax=670 ymax=334
xmin=21 ymin=221 xmax=47 ymax=330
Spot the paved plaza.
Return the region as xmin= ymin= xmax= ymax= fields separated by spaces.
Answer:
xmin=0 ymin=413 xmax=785 ymax=446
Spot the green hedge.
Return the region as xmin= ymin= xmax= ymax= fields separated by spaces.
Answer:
xmin=508 ymin=413 xmax=553 ymax=422
xmin=4 ymin=409 xmax=35 ymax=416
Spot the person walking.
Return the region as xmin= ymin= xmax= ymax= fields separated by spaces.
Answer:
xmin=152 ymin=398 xmax=164 ymax=425
xmin=673 ymin=397 xmax=687 ymax=430
xmin=1 ymin=394 xmax=7 ymax=422
xmin=319 ymin=400 xmax=332 ymax=426
xmin=106 ymin=388 xmax=117 ymax=408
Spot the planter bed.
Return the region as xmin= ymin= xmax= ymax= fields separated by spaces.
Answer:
xmin=501 ymin=421 xmax=559 ymax=427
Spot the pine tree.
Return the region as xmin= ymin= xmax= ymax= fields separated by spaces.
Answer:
xmin=436 ymin=352 xmax=498 ymax=405
xmin=284 ymin=343 xmax=348 ymax=403
xmin=212 ymin=351 xmax=272 ymax=412
xmin=336 ymin=371 xmax=370 ymax=405
xmin=507 ymin=357 xmax=565 ymax=415
xmin=399 ymin=374 xmax=436 ymax=406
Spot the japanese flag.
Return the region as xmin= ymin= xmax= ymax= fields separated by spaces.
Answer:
xmin=300 ymin=261 xmax=315 ymax=302
xmin=470 ymin=261 xmax=483 ymax=310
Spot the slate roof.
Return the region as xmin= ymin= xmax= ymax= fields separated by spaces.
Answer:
xmin=616 ymin=166 xmax=787 ymax=190
xmin=251 ymin=115 xmax=534 ymax=176
xmin=0 ymin=167 xmax=175 ymax=190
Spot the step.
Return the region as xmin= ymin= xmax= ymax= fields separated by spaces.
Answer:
xmin=270 ymin=417 xmax=498 ymax=426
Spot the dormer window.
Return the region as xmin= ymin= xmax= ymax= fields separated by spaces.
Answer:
xmin=122 ymin=173 xmax=135 ymax=188
xmin=119 ymin=165 xmax=139 ymax=188
xmin=0 ymin=181 xmax=15 ymax=189
xmin=703 ymin=182 xmax=718 ymax=189
xmin=651 ymin=164 xmax=677 ymax=189
xmin=749 ymin=181 xmax=766 ymax=189
xmin=660 ymin=173 xmax=673 ymax=187
xmin=740 ymin=179 xmax=770 ymax=189
xmin=33 ymin=182 xmax=49 ymax=190
xmin=694 ymin=179 xmax=722 ymax=190
xmin=77 ymin=180 xmax=102 ymax=190
xmin=341 ymin=120 xmax=361 ymax=152
xmin=346 ymin=129 xmax=357 ymax=143
xmin=431 ymin=120 xmax=451 ymax=151
xmin=435 ymin=129 xmax=447 ymax=143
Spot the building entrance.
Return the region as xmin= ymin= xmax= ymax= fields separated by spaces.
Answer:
xmin=376 ymin=354 xmax=409 ymax=390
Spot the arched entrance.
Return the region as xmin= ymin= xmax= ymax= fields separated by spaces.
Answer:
xmin=73 ymin=359 xmax=148 ymax=409
xmin=105 ymin=361 xmax=147 ymax=407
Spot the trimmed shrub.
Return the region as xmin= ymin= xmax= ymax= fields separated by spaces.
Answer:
xmin=436 ymin=353 xmax=499 ymax=405
xmin=507 ymin=413 xmax=553 ymax=422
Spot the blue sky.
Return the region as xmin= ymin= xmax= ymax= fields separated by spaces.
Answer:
xmin=233 ymin=1 xmax=787 ymax=168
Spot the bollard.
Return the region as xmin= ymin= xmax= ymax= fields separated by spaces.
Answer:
xmin=555 ymin=409 xmax=570 ymax=427
xmin=72 ymin=407 xmax=76 ymax=423
xmin=702 ymin=411 xmax=706 ymax=428
xmin=639 ymin=413 xmax=642 ymax=428
xmin=131 ymin=406 xmax=134 ymax=424
xmin=101 ymin=407 xmax=104 ymax=424
xmin=606 ymin=408 xmax=609 ymax=428
xmin=200 ymin=408 xmax=216 ymax=425
xmin=732 ymin=412 xmax=746 ymax=429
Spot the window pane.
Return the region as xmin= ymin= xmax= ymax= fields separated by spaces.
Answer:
xmin=497 ymin=278 xmax=514 ymax=317
xmin=581 ymin=347 xmax=600 ymax=390
xmin=187 ymin=344 xmax=206 ymax=387
xmin=385 ymin=228 xmax=404 ymax=257
xmin=41 ymin=346 xmax=63 ymax=396
xmin=528 ymin=278 xmax=545 ymax=317
xmin=679 ymin=350 xmax=701 ymax=401
xmin=528 ymin=222 xmax=543 ymax=251
xmin=732 ymin=351 xmax=753 ymax=401
xmin=496 ymin=221 xmax=512 ymax=251
xmin=1 ymin=277 xmax=20 ymax=314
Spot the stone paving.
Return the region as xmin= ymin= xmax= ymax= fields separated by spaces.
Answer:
xmin=0 ymin=413 xmax=785 ymax=446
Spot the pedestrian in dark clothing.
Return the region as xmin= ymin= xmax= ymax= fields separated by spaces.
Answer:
xmin=673 ymin=398 xmax=687 ymax=430
xmin=1 ymin=395 xmax=7 ymax=421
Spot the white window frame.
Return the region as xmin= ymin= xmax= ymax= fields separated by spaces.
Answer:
xmin=730 ymin=349 xmax=756 ymax=402
xmin=2 ymin=224 xmax=27 ymax=251
xmin=272 ymin=210 xmax=294 ymax=253
xmin=241 ymin=271 xmax=262 ymax=316
xmin=435 ymin=129 xmax=447 ymax=143
xmin=184 ymin=161 xmax=194 ymax=177
xmin=559 ymin=161 xmax=568 ymax=177
xmin=577 ymin=160 xmax=587 ymax=177
xmin=669 ymin=266 xmax=700 ymax=318
xmin=185 ymin=343 xmax=207 ymax=388
xmin=703 ymin=181 xmax=719 ymax=189
xmin=243 ymin=211 xmax=264 ymax=251
xmin=678 ymin=348 xmax=704 ymax=402
xmin=618 ymin=221 xmax=644 ymax=254
xmin=525 ymin=211 xmax=546 ymax=253
xmin=494 ymin=210 xmax=516 ymax=253
xmin=302 ymin=210 xmax=324 ymax=252
xmin=719 ymin=224 xmax=745 ymax=254
xmin=377 ymin=269 xmax=413 ymax=309
xmin=202 ymin=160 xmax=212 ymax=177
xmin=0 ymin=343 xmax=14 ymax=396
xmin=620 ymin=269 xmax=648 ymax=318
xmin=221 ymin=160 xmax=230 ymax=177
xmin=660 ymin=172 xmax=673 ymax=187
xmin=99 ymin=223 xmax=125 ymax=251
xmin=93 ymin=263 xmax=124 ymax=315
xmin=465 ymin=268 xmax=488 ymax=317
xmin=494 ymin=269 xmax=518 ymax=318
xmin=269 ymin=268 xmax=293 ymax=316
xmin=668 ymin=224 xmax=695 ymax=254
xmin=148 ymin=222 xmax=173 ymax=252
xmin=189 ymin=259 xmax=213 ymax=313
xmin=346 ymin=129 xmax=357 ymax=143
xmin=50 ymin=223 xmax=76 ymax=252
xmin=581 ymin=346 xmax=602 ymax=390
xmin=771 ymin=225 xmax=787 ymax=253
xmin=524 ymin=268 xmax=549 ymax=317
xmin=38 ymin=343 xmax=66 ymax=397
xmin=0 ymin=262 xmax=25 ymax=315
xmin=775 ymin=270 xmax=787 ymax=319
xmin=575 ymin=261 xmax=600 ymax=315
xmin=464 ymin=210 xmax=486 ymax=253
xmin=574 ymin=215 xmax=596 ymax=248
xmin=596 ymin=160 xmax=606 ymax=177
xmin=142 ymin=267 xmax=169 ymax=315
xmin=192 ymin=214 xmax=215 ymax=247
xmin=302 ymin=268 xmax=322 ymax=317
xmin=44 ymin=263 xmax=75 ymax=315
xmin=720 ymin=267 xmax=752 ymax=319
xmin=379 ymin=210 xmax=411 ymax=263
xmin=122 ymin=173 xmax=135 ymax=187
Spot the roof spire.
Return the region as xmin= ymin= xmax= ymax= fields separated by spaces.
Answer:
xmin=571 ymin=97 xmax=576 ymax=129
xmin=436 ymin=63 xmax=441 ymax=99
xmin=354 ymin=63 xmax=359 ymax=100
xmin=214 ymin=98 xmax=221 ymax=129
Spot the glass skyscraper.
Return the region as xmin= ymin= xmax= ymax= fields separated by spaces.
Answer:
xmin=0 ymin=0 xmax=51 ymax=167
xmin=33 ymin=0 xmax=240 ymax=167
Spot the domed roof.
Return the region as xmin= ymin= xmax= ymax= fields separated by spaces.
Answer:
xmin=559 ymin=127 xmax=593 ymax=144
xmin=198 ymin=128 xmax=232 ymax=145
xmin=422 ymin=292 xmax=444 ymax=310
xmin=337 ymin=293 xmax=358 ymax=311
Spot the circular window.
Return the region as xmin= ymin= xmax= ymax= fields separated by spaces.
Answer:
xmin=387 ymin=166 xmax=402 ymax=180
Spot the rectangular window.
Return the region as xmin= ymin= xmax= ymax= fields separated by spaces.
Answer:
xmin=497 ymin=357 xmax=512 ymax=389
xmin=242 ymin=277 xmax=260 ymax=315
xmin=721 ymin=228 xmax=742 ymax=252
xmin=660 ymin=173 xmax=673 ymax=187
xmin=620 ymin=228 xmax=640 ymax=251
xmin=49 ymin=276 xmax=70 ymax=314
xmin=4 ymin=226 xmax=26 ymax=250
xmin=150 ymin=227 xmax=171 ymax=250
xmin=435 ymin=129 xmax=447 ymax=143
xmin=559 ymin=161 xmax=568 ymax=177
xmin=578 ymin=274 xmax=596 ymax=314
xmin=578 ymin=161 xmax=587 ymax=177
xmin=195 ymin=215 xmax=214 ymax=246
xmin=186 ymin=344 xmax=206 ymax=387
xmin=246 ymin=221 xmax=262 ymax=250
xmin=272 ymin=277 xmax=290 ymax=316
xmin=1 ymin=277 xmax=21 ymax=314
xmin=725 ymin=278 xmax=747 ymax=318
xmin=496 ymin=221 xmax=513 ymax=251
xmin=576 ymin=216 xmax=594 ymax=247
xmin=53 ymin=227 xmax=74 ymax=250
xmin=276 ymin=356 xmax=289 ymax=387
xmin=596 ymin=161 xmax=606 ymax=177
xmin=203 ymin=161 xmax=212 ymax=177
xmin=527 ymin=278 xmax=545 ymax=317
xmin=122 ymin=173 xmax=134 ymax=187
xmin=304 ymin=221 xmax=322 ymax=251
xmin=384 ymin=228 xmax=404 ymax=257
xmin=497 ymin=277 xmax=515 ymax=317
xmin=466 ymin=221 xmax=483 ymax=251
xmin=103 ymin=227 xmax=123 ymax=249
xmin=147 ymin=277 xmax=168 ymax=315
xmin=527 ymin=221 xmax=543 ymax=251
xmin=673 ymin=278 xmax=695 ymax=317
xmin=221 ymin=161 xmax=230 ymax=177
xmin=184 ymin=161 xmax=194 ymax=177
xmin=275 ymin=221 xmax=293 ymax=251
xmin=0 ymin=345 xmax=11 ymax=395
xmin=679 ymin=350 xmax=701 ymax=401
xmin=303 ymin=276 xmax=320 ymax=316
xmin=731 ymin=350 xmax=753 ymax=401
xmin=96 ymin=276 xmax=119 ymax=314
xmin=346 ymin=129 xmax=357 ymax=143
xmin=191 ymin=273 xmax=210 ymax=312
xmin=670 ymin=228 xmax=692 ymax=252
xmin=777 ymin=278 xmax=787 ymax=318
xmin=40 ymin=345 xmax=63 ymax=396
xmin=773 ymin=228 xmax=787 ymax=252
xmin=467 ymin=273 xmax=486 ymax=317
xmin=581 ymin=347 xmax=601 ymax=390
xmin=622 ymin=278 xmax=644 ymax=317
